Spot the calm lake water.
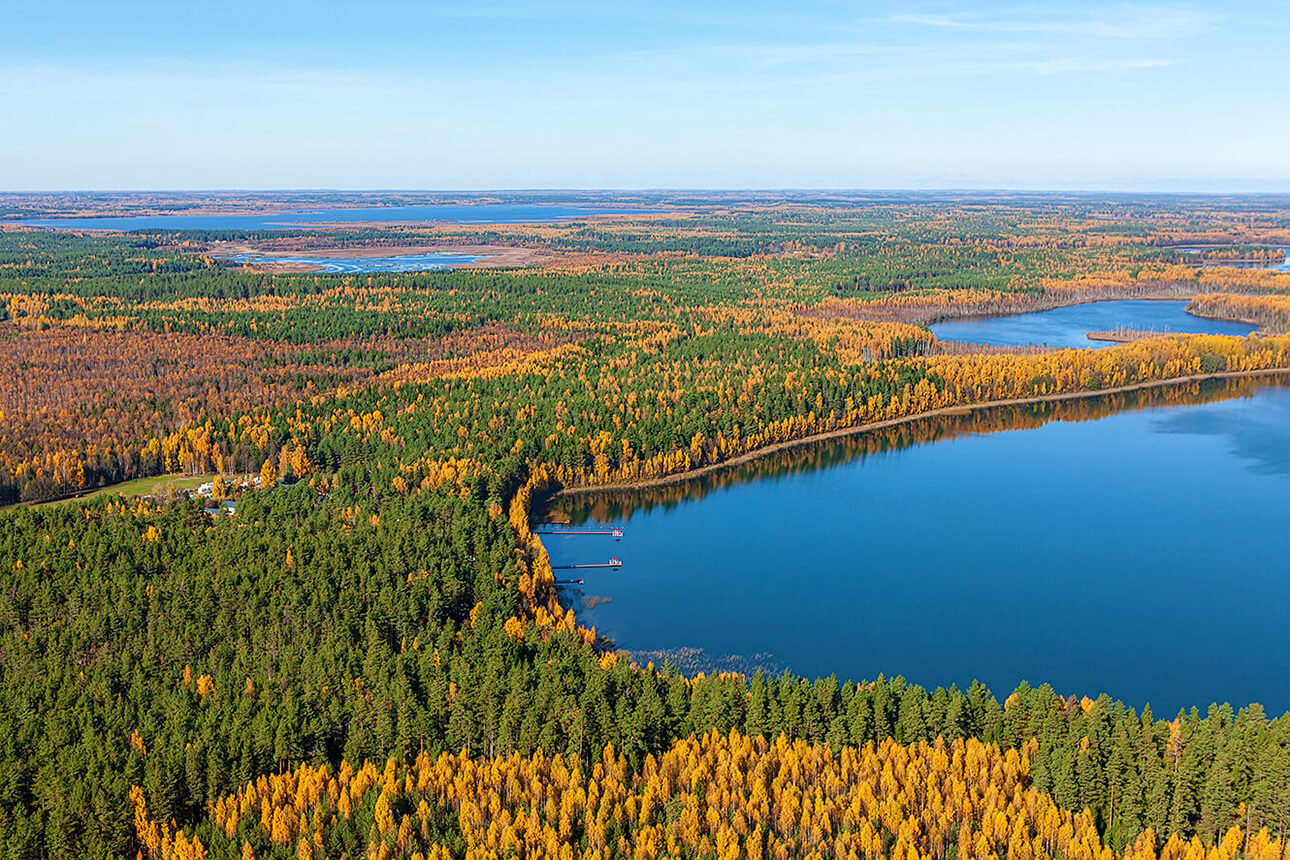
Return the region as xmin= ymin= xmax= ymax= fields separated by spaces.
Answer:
xmin=226 ymin=251 xmax=490 ymax=273
xmin=930 ymin=300 xmax=1259 ymax=349
xmin=548 ymin=378 xmax=1290 ymax=714
xmin=1183 ymin=247 xmax=1290 ymax=273
xmin=14 ymin=203 xmax=646 ymax=231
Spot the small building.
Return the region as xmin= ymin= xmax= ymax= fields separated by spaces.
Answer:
xmin=204 ymin=500 xmax=237 ymax=517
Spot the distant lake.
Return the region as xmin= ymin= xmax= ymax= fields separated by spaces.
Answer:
xmin=226 ymin=251 xmax=491 ymax=273
xmin=547 ymin=377 xmax=1290 ymax=714
xmin=12 ymin=203 xmax=648 ymax=231
xmin=1180 ymin=247 xmax=1290 ymax=273
xmin=930 ymin=300 xmax=1258 ymax=349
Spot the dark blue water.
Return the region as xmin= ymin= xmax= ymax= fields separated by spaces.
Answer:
xmin=226 ymin=251 xmax=490 ymax=273
xmin=550 ymin=380 xmax=1290 ymax=713
xmin=930 ymin=300 xmax=1258 ymax=349
xmin=13 ymin=203 xmax=646 ymax=231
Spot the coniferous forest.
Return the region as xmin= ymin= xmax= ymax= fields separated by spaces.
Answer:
xmin=3 ymin=194 xmax=1290 ymax=858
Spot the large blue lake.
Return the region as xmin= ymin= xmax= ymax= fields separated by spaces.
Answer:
xmin=930 ymin=300 xmax=1259 ymax=349
xmin=13 ymin=203 xmax=647 ymax=231
xmin=547 ymin=378 xmax=1290 ymax=714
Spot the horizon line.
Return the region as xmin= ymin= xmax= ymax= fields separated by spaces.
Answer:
xmin=6 ymin=186 xmax=1290 ymax=197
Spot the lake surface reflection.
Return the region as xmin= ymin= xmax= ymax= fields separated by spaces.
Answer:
xmin=1182 ymin=247 xmax=1290 ymax=273
xmin=930 ymin=300 xmax=1258 ymax=349
xmin=547 ymin=377 xmax=1290 ymax=714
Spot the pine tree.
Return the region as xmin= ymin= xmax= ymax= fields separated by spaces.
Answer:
xmin=1200 ymin=741 xmax=1238 ymax=845
xmin=747 ymin=671 xmax=770 ymax=739
xmin=895 ymin=687 xmax=929 ymax=744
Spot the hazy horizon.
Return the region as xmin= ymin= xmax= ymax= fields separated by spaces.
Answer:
xmin=8 ymin=185 xmax=1290 ymax=196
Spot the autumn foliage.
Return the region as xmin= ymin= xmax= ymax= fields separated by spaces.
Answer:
xmin=7 ymin=198 xmax=1290 ymax=858
xmin=132 ymin=731 xmax=1290 ymax=860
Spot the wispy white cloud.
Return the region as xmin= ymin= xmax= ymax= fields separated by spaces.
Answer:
xmin=588 ymin=38 xmax=1174 ymax=98
xmin=3 ymin=2 xmax=1281 ymax=190
xmin=606 ymin=41 xmax=904 ymax=71
xmin=884 ymin=6 xmax=1208 ymax=40
xmin=933 ymin=56 xmax=1174 ymax=76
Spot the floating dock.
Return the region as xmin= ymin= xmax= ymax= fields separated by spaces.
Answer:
xmin=535 ymin=527 xmax=624 ymax=540
xmin=551 ymin=557 xmax=623 ymax=570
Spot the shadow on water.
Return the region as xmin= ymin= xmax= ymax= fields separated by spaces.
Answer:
xmin=1150 ymin=386 xmax=1290 ymax=477
xmin=549 ymin=374 xmax=1290 ymax=524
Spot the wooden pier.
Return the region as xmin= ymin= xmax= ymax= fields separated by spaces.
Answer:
xmin=551 ymin=557 xmax=623 ymax=570
xmin=535 ymin=527 xmax=624 ymax=540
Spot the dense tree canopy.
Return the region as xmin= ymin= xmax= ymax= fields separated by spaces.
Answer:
xmin=3 ymin=195 xmax=1290 ymax=858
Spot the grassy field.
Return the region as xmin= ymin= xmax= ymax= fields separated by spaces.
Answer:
xmin=30 ymin=473 xmax=217 ymax=507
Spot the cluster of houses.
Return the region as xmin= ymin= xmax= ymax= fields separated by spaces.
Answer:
xmin=193 ymin=479 xmax=237 ymax=517
xmin=179 ymin=474 xmax=304 ymax=517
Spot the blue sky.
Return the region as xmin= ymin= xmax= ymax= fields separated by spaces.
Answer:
xmin=3 ymin=1 xmax=1288 ymax=190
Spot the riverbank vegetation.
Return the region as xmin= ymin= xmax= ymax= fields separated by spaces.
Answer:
xmin=1188 ymin=294 xmax=1290 ymax=334
xmin=4 ymin=194 xmax=1290 ymax=857
xmin=554 ymin=376 xmax=1284 ymax=519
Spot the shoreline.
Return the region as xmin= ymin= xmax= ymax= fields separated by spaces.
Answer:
xmin=554 ymin=366 xmax=1290 ymax=498
xmin=1184 ymin=306 xmax=1277 ymax=332
xmin=924 ymin=295 xmax=1269 ymax=351
xmin=921 ymin=292 xmax=1198 ymax=328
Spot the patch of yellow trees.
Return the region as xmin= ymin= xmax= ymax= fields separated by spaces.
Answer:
xmin=132 ymin=731 xmax=1289 ymax=860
